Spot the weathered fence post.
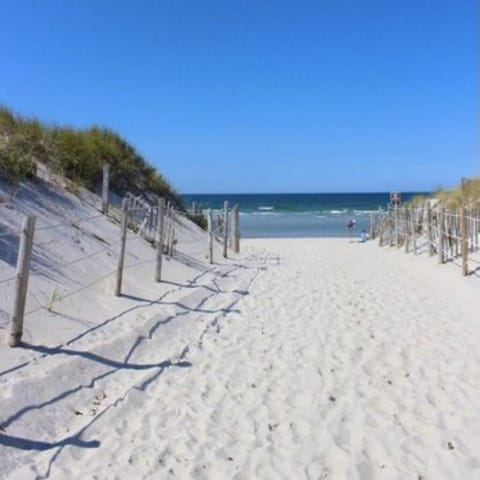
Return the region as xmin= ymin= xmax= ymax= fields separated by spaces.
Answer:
xmin=102 ymin=163 xmax=110 ymax=214
xmin=191 ymin=201 xmax=197 ymax=216
xmin=378 ymin=211 xmax=386 ymax=246
xmin=155 ymin=198 xmax=165 ymax=282
xmin=115 ymin=198 xmax=129 ymax=297
xmin=394 ymin=205 xmax=399 ymax=248
xmin=164 ymin=203 xmax=170 ymax=257
xmin=9 ymin=215 xmax=36 ymax=347
xmin=476 ymin=207 xmax=479 ymax=251
xmin=461 ymin=207 xmax=468 ymax=276
xmin=369 ymin=213 xmax=374 ymax=240
xmin=235 ymin=205 xmax=240 ymax=253
xmin=169 ymin=210 xmax=176 ymax=257
xmin=427 ymin=203 xmax=434 ymax=256
xmin=411 ymin=207 xmax=417 ymax=255
xmin=474 ymin=207 xmax=479 ymax=251
xmin=208 ymin=208 xmax=213 ymax=264
xmin=387 ymin=208 xmax=392 ymax=246
xmin=231 ymin=204 xmax=240 ymax=253
xmin=437 ymin=207 xmax=445 ymax=264
xmin=223 ymin=201 xmax=229 ymax=258
xmin=404 ymin=208 xmax=409 ymax=253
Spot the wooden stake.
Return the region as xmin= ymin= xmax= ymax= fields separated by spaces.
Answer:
xmin=461 ymin=207 xmax=468 ymax=276
xmin=394 ymin=206 xmax=399 ymax=248
xmin=155 ymin=198 xmax=165 ymax=282
xmin=208 ymin=208 xmax=213 ymax=263
xmin=115 ymin=198 xmax=129 ymax=296
xmin=437 ymin=207 xmax=445 ymax=264
xmin=102 ymin=163 xmax=110 ymax=214
xmin=235 ymin=205 xmax=240 ymax=253
xmin=169 ymin=210 xmax=176 ymax=257
xmin=223 ymin=201 xmax=229 ymax=258
xmin=387 ymin=208 xmax=392 ymax=246
xmin=404 ymin=208 xmax=409 ymax=253
xmin=9 ymin=215 xmax=36 ymax=347
xmin=427 ymin=203 xmax=433 ymax=256
xmin=231 ymin=204 xmax=240 ymax=253
xmin=475 ymin=208 xmax=479 ymax=251
xmin=164 ymin=204 xmax=171 ymax=257
xmin=411 ymin=207 xmax=417 ymax=255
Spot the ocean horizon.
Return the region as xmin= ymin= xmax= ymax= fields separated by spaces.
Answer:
xmin=182 ymin=192 xmax=428 ymax=238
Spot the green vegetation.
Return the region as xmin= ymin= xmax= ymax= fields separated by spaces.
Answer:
xmin=407 ymin=194 xmax=428 ymax=206
xmin=434 ymin=178 xmax=480 ymax=209
xmin=0 ymin=105 xmax=182 ymax=206
xmin=405 ymin=179 xmax=480 ymax=209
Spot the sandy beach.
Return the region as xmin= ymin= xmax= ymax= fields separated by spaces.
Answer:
xmin=1 ymin=1 xmax=477 ymax=477
xmin=2 ymin=235 xmax=479 ymax=479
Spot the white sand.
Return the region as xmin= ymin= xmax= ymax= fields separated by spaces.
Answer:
xmin=2 ymin=227 xmax=480 ymax=478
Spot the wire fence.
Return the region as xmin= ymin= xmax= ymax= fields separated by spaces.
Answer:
xmin=373 ymin=204 xmax=480 ymax=277
xmin=1 ymin=191 xmax=242 ymax=347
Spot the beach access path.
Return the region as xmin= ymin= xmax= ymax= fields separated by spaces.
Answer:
xmin=2 ymin=238 xmax=480 ymax=479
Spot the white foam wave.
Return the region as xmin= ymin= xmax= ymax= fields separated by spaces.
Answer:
xmin=258 ymin=206 xmax=275 ymax=211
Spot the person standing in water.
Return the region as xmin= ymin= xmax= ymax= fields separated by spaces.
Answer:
xmin=347 ymin=218 xmax=356 ymax=235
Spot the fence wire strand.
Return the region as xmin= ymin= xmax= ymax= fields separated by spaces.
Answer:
xmin=35 ymin=213 xmax=105 ymax=232
xmin=0 ymin=275 xmax=17 ymax=285
xmin=0 ymin=230 xmax=22 ymax=239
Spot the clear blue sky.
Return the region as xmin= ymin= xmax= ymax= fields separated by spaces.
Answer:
xmin=0 ymin=0 xmax=477 ymax=193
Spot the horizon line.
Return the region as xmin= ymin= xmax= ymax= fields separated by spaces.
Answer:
xmin=181 ymin=190 xmax=432 ymax=196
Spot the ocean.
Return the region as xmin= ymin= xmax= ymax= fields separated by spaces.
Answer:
xmin=182 ymin=193 xmax=426 ymax=238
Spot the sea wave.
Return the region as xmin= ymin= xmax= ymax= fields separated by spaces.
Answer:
xmin=258 ymin=206 xmax=275 ymax=211
xmin=236 ymin=209 xmax=378 ymax=217
xmin=353 ymin=209 xmax=383 ymax=215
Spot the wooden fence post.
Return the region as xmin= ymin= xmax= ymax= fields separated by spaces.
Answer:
xmin=387 ymin=208 xmax=392 ymax=246
xmin=231 ymin=204 xmax=240 ymax=253
xmin=404 ymin=208 xmax=409 ymax=253
xmin=169 ymin=210 xmax=176 ymax=257
xmin=474 ymin=208 xmax=479 ymax=251
xmin=155 ymin=198 xmax=165 ymax=282
xmin=102 ymin=163 xmax=110 ymax=214
xmin=461 ymin=207 xmax=468 ymax=276
xmin=394 ymin=206 xmax=399 ymax=247
xmin=9 ymin=215 xmax=36 ymax=347
xmin=208 ymin=208 xmax=213 ymax=264
xmin=115 ymin=198 xmax=129 ymax=296
xmin=427 ymin=203 xmax=433 ymax=256
xmin=411 ymin=207 xmax=417 ymax=255
xmin=164 ymin=203 xmax=170 ymax=255
xmin=470 ymin=207 xmax=476 ymax=253
xmin=437 ymin=207 xmax=445 ymax=264
xmin=235 ymin=205 xmax=240 ymax=253
xmin=378 ymin=211 xmax=387 ymax=246
xmin=223 ymin=201 xmax=229 ymax=258
xmin=475 ymin=208 xmax=479 ymax=251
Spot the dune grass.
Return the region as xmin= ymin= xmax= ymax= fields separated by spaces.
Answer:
xmin=434 ymin=178 xmax=480 ymax=209
xmin=0 ymin=105 xmax=182 ymax=207
xmin=405 ymin=178 xmax=480 ymax=209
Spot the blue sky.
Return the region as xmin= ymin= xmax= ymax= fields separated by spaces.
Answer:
xmin=0 ymin=1 xmax=477 ymax=193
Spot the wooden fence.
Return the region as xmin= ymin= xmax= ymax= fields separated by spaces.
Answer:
xmin=373 ymin=204 xmax=480 ymax=277
xmin=1 ymin=166 xmax=241 ymax=347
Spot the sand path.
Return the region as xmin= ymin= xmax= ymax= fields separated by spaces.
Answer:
xmin=3 ymin=239 xmax=480 ymax=479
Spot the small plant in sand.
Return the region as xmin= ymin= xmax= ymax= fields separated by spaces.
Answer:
xmin=46 ymin=288 xmax=64 ymax=312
